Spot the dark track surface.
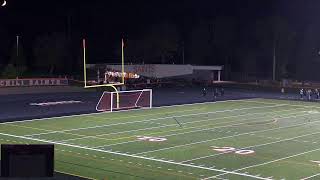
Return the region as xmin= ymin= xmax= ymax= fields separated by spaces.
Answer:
xmin=0 ymin=86 xmax=305 ymax=123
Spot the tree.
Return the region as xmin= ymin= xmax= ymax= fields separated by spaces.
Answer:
xmin=146 ymin=23 xmax=180 ymax=63
xmin=1 ymin=64 xmax=18 ymax=78
xmin=119 ymin=22 xmax=180 ymax=64
xmin=239 ymin=16 xmax=297 ymax=80
xmin=268 ymin=16 xmax=296 ymax=79
xmin=9 ymin=38 xmax=27 ymax=77
xmin=33 ymin=32 xmax=70 ymax=75
xmin=187 ymin=21 xmax=212 ymax=65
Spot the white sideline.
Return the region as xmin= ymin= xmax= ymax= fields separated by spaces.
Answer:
xmin=134 ymin=113 xmax=320 ymax=155
xmin=181 ymin=131 xmax=320 ymax=163
xmin=62 ymin=106 xmax=303 ymax=143
xmin=244 ymin=99 xmax=320 ymax=109
xmin=25 ymin=103 xmax=287 ymax=137
xmin=92 ymin=110 xmax=304 ymax=148
xmin=301 ymin=173 xmax=320 ymax=180
xmin=208 ymin=147 xmax=320 ymax=180
xmin=0 ymin=132 xmax=271 ymax=180
xmin=0 ymin=98 xmax=259 ymax=125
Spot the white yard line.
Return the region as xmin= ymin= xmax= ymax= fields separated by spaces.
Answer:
xmin=61 ymin=107 xmax=303 ymax=143
xmin=245 ymin=99 xmax=320 ymax=109
xmin=0 ymin=132 xmax=271 ymax=180
xmin=207 ymin=147 xmax=320 ymax=179
xmin=92 ymin=110 xmax=304 ymax=149
xmin=134 ymin=113 xmax=319 ymax=155
xmin=181 ymin=131 xmax=320 ymax=163
xmin=25 ymin=103 xmax=287 ymax=137
xmin=300 ymin=173 xmax=320 ymax=180
xmin=0 ymin=98 xmax=260 ymax=125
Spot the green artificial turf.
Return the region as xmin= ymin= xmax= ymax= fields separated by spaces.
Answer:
xmin=1 ymin=98 xmax=320 ymax=180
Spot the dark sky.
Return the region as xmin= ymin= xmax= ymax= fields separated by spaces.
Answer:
xmin=0 ymin=0 xmax=311 ymax=43
xmin=1 ymin=0 xmax=320 ymax=70
xmin=1 ymin=0 xmax=273 ymax=36
xmin=0 ymin=0 xmax=276 ymax=55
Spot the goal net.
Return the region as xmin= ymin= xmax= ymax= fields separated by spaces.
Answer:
xmin=96 ymin=89 xmax=152 ymax=112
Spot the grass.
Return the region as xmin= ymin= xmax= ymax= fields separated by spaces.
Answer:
xmin=1 ymin=98 xmax=320 ymax=180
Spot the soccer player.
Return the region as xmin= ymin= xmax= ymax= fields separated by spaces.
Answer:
xmin=220 ymin=88 xmax=225 ymax=96
xmin=307 ymin=89 xmax=312 ymax=101
xmin=215 ymin=88 xmax=219 ymax=97
xmin=300 ymin=88 xmax=304 ymax=99
xmin=202 ymin=87 xmax=207 ymax=97
xmin=213 ymin=87 xmax=217 ymax=101
xmin=315 ymin=89 xmax=319 ymax=99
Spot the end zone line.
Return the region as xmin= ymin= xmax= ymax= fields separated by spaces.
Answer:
xmin=0 ymin=132 xmax=270 ymax=180
xmin=24 ymin=103 xmax=287 ymax=137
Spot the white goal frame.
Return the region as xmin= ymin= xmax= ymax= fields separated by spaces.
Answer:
xmin=96 ymin=89 xmax=153 ymax=112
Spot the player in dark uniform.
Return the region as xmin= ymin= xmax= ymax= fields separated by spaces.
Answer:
xmin=213 ymin=87 xmax=217 ymax=101
xmin=303 ymin=88 xmax=307 ymax=98
xmin=202 ymin=87 xmax=207 ymax=97
xmin=220 ymin=88 xmax=225 ymax=96
xmin=307 ymin=89 xmax=312 ymax=101
xmin=215 ymin=88 xmax=219 ymax=97
xmin=315 ymin=89 xmax=319 ymax=99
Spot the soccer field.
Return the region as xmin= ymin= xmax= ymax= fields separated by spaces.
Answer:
xmin=1 ymin=98 xmax=320 ymax=180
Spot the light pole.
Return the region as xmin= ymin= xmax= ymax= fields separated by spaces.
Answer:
xmin=272 ymin=38 xmax=277 ymax=81
xmin=16 ymin=35 xmax=19 ymax=57
xmin=182 ymin=41 xmax=185 ymax=64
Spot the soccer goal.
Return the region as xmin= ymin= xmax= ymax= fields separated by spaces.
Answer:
xmin=96 ymin=89 xmax=152 ymax=112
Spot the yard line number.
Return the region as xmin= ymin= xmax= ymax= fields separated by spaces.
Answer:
xmin=137 ymin=136 xmax=167 ymax=142
xmin=211 ymin=146 xmax=255 ymax=155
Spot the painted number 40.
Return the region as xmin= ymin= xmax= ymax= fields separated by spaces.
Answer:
xmin=211 ymin=146 xmax=255 ymax=155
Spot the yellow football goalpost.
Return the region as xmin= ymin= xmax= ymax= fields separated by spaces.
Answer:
xmin=82 ymin=38 xmax=125 ymax=109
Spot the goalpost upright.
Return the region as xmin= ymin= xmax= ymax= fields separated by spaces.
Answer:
xmin=82 ymin=38 xmax=125 ymax=109
xmin=83 ymin=38 xmax=153 ymax=112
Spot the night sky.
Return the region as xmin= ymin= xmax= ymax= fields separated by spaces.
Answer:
xmin=1 ymin=0 xmax=320 ymax=79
